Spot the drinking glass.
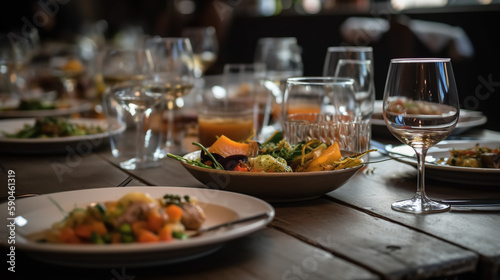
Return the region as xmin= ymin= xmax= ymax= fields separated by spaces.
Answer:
xmin=182 ymin=26 xmax=218 ymax=78
xmin=323 ymin=46 xmax=375 ymax=117
xmin=111 ymin=85 xmax=163 ymax=170
xmin=100 ymin=48 xmax=150 ymax=90
xmin=254 ymin=37 xmax=303 ymax=127
xmin=282 ymin=77 xmax=356 ymax=121
xmin=334 ymin=59 xmax=374 ymax=119
xmin=383 ymin=58 xmax=460 ymax=214
xmin=49 ymin=44 xmax=86 ymax=100
xmin=323 ymin=46 xmax=374 ymax=76
xmin=223 ymin=63 xmax=267 ymax=141
xmin=144 ymin=37 xmax=195 ymax=156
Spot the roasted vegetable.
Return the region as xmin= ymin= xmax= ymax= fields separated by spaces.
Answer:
xmin=247 ymin=155 xmax=292 ymax=172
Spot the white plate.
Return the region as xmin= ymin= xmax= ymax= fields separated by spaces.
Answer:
xmin=0 ymin=99 xmax=92 ymax=118
xmin=0 ymin=186 xmax=274 ymax=267
xmin=371 ymin=100 xmax=488 ymax=136
xmin=387 ymin=140 xmax=500 ymax=186
xmin=0 ymin=118 xmax=124 ymax=154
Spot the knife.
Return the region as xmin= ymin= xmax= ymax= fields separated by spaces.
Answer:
xmin=438 ymin=199 xmax=500 ymax=207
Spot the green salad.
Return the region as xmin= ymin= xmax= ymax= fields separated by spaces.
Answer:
xmin=3 ymin=116 xmax=105 ymax=138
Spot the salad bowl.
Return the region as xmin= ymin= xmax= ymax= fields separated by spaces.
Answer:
xmin=181 ymin=150 xmax=364 ymax=202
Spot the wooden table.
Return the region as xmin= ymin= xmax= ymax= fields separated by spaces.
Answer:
xmin=1 ymin=128 xmax=499 ymax=280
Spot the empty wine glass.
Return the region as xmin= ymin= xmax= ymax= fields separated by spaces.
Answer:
xmin=334 ymin=59 xmax=374 ymax=119
xmin=182 ymin=26 xmax=218 ymax=78
xmin=112 ymin=85 xmax=163 ymax=170
xmin=254 ymin=37 xmax=303 ymax=127
xmin=144 ymin=37 xmax=195 ymax=156
xmin=383 ymin=58 xmax=460 ymax=214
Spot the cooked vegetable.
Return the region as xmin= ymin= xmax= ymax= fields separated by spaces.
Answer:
xmin=3 ymin=116 xmax=105 ymax=138
xmin=208 ymin=135 xmax=259 ymax=158
xmin=35 ymin=192 xmax=206 ymax=244
xmin=168 ymin=134 xmax=375 ymax=173
xmin=438 ymin=144 xmax=500 ymax=168
xmin=248 ymin=155 xmax=292 ymax=172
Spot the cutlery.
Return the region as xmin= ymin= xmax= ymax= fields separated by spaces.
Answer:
xmin=117 ymin=175 xmax=134 ymax=187
xmin=0 ymin=176 xmax=134 ymax=203
xmin=438 ymin=199 xmax=500 ymax=207
xmin=189 ymin=212 xmax=271 ymax=237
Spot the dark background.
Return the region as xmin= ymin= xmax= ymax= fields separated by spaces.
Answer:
xmin=1 ymin=1 xmax=499 ymax=131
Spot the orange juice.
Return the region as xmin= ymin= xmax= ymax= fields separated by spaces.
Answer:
xmin=198 ymin=116 xmax=255 ymax=147
xmin=272 ymin=103 xmax=322 ymax=120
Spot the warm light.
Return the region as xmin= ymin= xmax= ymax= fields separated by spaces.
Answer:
xmin=176 ymin=0 xmax=196 ymax=15
xmin=391 ymin=0 xmax=448 ymax=10
xmin=300 ymin=0 xmax=322 ymax=14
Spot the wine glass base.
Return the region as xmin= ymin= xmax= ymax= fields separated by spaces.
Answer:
xmin=391 ymin=197 xmax=450 ymax=214
xmin=120 ymin=158 xmax=163 ymax=170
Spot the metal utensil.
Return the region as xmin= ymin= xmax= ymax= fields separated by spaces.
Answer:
xmin=117 ymin=176 xmax=133 ymax=187
xmin=189 ymin=212 xmax=271 ymax=237
xmin=438 ymin=199 xmax=500 ymax=207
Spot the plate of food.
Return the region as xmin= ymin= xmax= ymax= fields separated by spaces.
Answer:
xmin=0 ymin=98 xmax=92 ymax=118
xmin=168 ymin=134 xmax=373 ymax=202
xmin=371 ymin=100 xmax=488 ymax=137
xmin=0 ymin=116 xmax=124 ymax=154
xmin=0 ymin=186 xmax=274 ymax=267
xmin=386 ymin=140 xmax=500 ymax=186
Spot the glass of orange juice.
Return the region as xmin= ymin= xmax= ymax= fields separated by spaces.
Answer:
xmin=197 ymin=64 xmax=266 ymax=146
xmin=282 ymin=77 xmax=357 ymax=122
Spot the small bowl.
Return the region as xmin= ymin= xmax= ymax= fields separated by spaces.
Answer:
xmin=181 ymin=150 xmax=363 ymax=202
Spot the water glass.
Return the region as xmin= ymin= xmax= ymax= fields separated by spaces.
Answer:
xmin=323 ymin=46 xmax=375 ymax=119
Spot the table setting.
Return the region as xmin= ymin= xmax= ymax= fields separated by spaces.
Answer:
xmin=1 ymin=27 xmax=500 ymax=280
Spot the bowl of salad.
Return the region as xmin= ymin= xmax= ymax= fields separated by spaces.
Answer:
xmin=169 ymin=133 xmax=373 ymax=202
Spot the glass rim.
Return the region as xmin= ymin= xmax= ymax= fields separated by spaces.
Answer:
xmin=391 ymin=58 xmax=451 ymax=63
xmin=327 ymin=46 xmax=373 ymax=52
xmin=286 ymin=76 xmax=355 ymax=85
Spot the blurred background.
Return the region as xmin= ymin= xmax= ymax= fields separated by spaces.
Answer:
xmin=1 ymin=0 xmax=499 ymax=131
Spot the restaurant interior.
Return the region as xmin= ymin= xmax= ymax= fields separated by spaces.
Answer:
xmin=1 ymin=1 xmax=500 ymax=279
xmin=2 ymin=0 xmax=499 ymax=130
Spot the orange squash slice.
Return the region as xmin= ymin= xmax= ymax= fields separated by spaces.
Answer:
xmin=207 ymin=135 xmax=259 ymax=158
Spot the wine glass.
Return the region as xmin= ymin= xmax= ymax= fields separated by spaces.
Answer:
xmin=49 ymin=44 xmax=86 ymax=100
xmin=334 ymin=59 xmax=374 ymax=119
xmin=383 ymin=58 xmax=460 ymax=214
xmin=112 ymin=85 xmax=163 ymax=170
xmin=144 ymin=37 xmax=195 ymax=156
xmin=254 ymin=37 xmax=303 ymax=128
xmin=100 ymin=48 xmax=150 ymax=91
xmin=181 ymin=26 xmax=218 ymax=78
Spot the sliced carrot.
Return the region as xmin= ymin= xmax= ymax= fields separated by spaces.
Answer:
xmin=165 ymin=204 xmax=183 ymax=223
xmin=147 ymin=207 xmax=165 ymax=232
xmin=111 ymin=232 xmax=122 ymax=244
xmin=92 ymin=221 xmax=108 ymax=235
xmin=74 ymin=224 xmax=94 ymax=239
xmin=131 ymin=221 xmax=148 ymax=236
xmin=59 ymin=228 xmax=81 ymax=244
xmin=137 ymin=229 xmax=159 ymax=243
xmin=158 ymin=225 xmax=173 ymax=241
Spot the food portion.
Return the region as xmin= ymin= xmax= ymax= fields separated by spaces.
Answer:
xmin=169 ymin=132 xmax=374 ymax=173
xmin=385 ymin=99 xmax=443 ymax=115
xmin=438 ymin=144 xmax=500 ymax=168
xmin=36 ymin=192 xmax=206 ymax=244
xmin=2 ymin=116 xmax=105 ymax=138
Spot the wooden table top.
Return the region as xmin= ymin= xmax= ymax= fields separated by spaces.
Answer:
xmin=1 ymin=128 xmax=499 ymax=280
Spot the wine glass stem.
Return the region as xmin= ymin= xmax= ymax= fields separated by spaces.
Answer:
xmin=414 ymin=147 xmax=428 ymax=203
xmin=165 ymin=99 xmax=175 ymax=149
xmin=134 ymin=111 xmax=146 ymax=163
